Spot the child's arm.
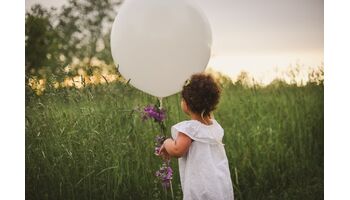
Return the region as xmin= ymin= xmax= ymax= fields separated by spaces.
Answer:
xmin=160 ymin=132 xmax=193 ymax=158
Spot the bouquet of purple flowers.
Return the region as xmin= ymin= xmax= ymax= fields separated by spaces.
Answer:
xmin=140 ymin=103 xmax=174 ymax=198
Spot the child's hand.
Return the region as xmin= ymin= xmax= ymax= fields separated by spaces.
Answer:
xmin=158 ymin=143 xmax=171 ymax=160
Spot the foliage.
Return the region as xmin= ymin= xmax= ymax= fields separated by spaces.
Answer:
xmin=25 ymin=5 xmax=58 ymax=71
xmin=25 ymin=80 xmax=323 ymax=199
xmin=25 ymin=0 xmax=123 ymax=77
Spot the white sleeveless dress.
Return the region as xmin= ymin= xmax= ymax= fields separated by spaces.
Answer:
xmin=171 ymin=119 xmax=234 ymax=200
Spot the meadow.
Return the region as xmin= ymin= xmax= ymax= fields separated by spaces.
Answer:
xmin=25 ymin=76 xmax=324 ymax=200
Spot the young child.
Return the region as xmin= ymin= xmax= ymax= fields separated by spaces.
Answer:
xmin=159 ymin=73 xmax=234 ymax=200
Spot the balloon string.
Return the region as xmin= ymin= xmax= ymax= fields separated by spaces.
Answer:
xmin=158 ymin=97 xmax=163 ymax=109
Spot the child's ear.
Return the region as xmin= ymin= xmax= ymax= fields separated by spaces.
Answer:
xmin=182 ymin=99 xmax=188 ymax=109
xmin=181 ymin=99 xmax=189 ymax=114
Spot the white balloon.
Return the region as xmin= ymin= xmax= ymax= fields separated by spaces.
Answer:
xmin=111 ymin=0 xmax=212 ymax=97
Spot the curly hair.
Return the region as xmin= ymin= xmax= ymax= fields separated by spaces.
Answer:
xmin=181 ymin=73 xmax=221 ymax=117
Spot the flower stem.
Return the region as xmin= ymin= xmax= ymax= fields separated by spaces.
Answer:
xmin=156 ymin=98 xmax=166 ymax=137
xmin=170 ymin=180 xmax=175 ymax=200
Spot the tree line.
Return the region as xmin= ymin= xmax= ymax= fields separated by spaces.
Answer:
xmin=25 ymin=0 xmax=123 ymax=79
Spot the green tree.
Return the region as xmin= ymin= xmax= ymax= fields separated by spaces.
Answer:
xmin=25 ymin=4 xmax=58 ymax=73
xmin=58 ymin=0 xmax=123 ymax=67
xmin=25 ymin=0 xmax=123 ymax=82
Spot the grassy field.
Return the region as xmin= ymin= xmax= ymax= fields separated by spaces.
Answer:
xmin=25 ymin=79 xmax=323 ymax=199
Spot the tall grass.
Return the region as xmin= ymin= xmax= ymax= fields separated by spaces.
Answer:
xmin=25 ymin=80 xmax=323 ymax=199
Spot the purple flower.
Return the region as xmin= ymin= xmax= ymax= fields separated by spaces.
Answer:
xmin=155 ymin=161 xmax=173 ymax=188
xmin=155 ymin=135 xmax=166 ymax=144
xmin=142 ymin=105 xmax=166 ymax=122
xmin=137 ymin=104 xmax=173 ymax=190
xmin=154 ymin=135 xmax=165 ymax=155
xmin=155 ymin=147 xmax=160 ymax=155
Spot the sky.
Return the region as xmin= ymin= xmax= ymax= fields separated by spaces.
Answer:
xmin=26 ymin=0 xmax=324 ymax=84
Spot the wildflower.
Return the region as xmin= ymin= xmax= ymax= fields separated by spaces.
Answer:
xmin=138 ymin=103 xmax=173 ymax=194
xmin=154 ymin=135 xmax=165 ymax=155
xmin=155 ymin=161 xmax=173 ymax=188
xmin=142 ymin=105 xmax=166 ymax=122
